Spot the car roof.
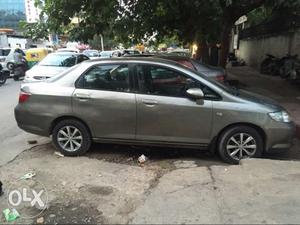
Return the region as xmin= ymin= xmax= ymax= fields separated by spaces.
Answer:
xmin=86 ymin=56 xmax=186 ymax=68
xmin=157 ymin=54 xmax=191 ymax=61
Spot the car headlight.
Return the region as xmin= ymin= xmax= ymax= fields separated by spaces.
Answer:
xmin=268 ymin=111 xmax=291 ymax=123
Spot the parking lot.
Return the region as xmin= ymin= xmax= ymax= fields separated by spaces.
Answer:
xmin=1 ymin=68 xmax=300 ymax=223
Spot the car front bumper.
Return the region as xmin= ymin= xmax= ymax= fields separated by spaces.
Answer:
xmin=265 ymin=121 xmax=296 ymax=152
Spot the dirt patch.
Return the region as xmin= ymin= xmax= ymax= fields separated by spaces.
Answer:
xmin=87 ymin=185 xmax=114 ymax=196
xmin=44 ymin=201 xmax=103 ymax=224
xmin=0 ymin=144 xmax=156 ymax=224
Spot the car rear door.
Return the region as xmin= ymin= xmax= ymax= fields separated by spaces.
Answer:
xmin=72 ymin=63 xmax=136 ymax=140
xmin=134 ymin=63 xmax=214 ymax=144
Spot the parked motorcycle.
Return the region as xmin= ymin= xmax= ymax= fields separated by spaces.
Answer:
xmin=260 ymin=54 xmax=279 ymax=75
xmin=279 ymin=54 xmax=299 ymax=80
xmin=0 ymin=64 xmax=9 ymax=86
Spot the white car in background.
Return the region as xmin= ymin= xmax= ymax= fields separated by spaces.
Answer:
xmin=83 ymin=49 xmax=100 ymax=59
xmin=24 ymin=52 xmax=89 ymax=82
xmin=0 ymin=48 xmax=26 ymax=71
xmin=99 ymin=50 xmax=115 ymax=58
xmin=56 ymin=48 xmax=80 ymax=53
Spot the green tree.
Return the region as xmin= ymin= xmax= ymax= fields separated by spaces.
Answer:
xmin=117 ymin=0 xmax=221 ymax=62
xmin=42 ymin=0 xmax=119 ymax=42
xmin=31 ymin=0 xmax=300 ymax=66
xmin=19 ymin=21 xmax=49 ymax=41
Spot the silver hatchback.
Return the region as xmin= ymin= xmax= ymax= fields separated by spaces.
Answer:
xmin=15 ymin=58 xmax=295 ymax=164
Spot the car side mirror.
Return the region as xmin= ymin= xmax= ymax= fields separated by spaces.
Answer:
xmin=186 ymin=88 xmax=204 ymax=99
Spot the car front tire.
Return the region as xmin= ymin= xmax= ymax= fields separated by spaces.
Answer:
xmin=52 ymin=119 xmax=92 ymax=156
xmin=218 ymin=126 xmax=263 ymax=164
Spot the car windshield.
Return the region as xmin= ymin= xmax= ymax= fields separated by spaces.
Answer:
xmin=0 ymin=49 xmax=11 ymax=56
xmin=39 ymin=54 xmax=76 ymax=67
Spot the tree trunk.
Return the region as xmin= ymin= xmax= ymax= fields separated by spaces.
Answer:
xmin=194 ymin=42 xmax=201 ymax=60
xmin=220 ymin=20 xmax=232 ymax=68
xmin=201 ymin=42 xmax=209 ymax=64
xmin=195 ymin=41 xmax=209 ymax=64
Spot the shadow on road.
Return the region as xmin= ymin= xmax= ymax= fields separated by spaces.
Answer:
xmin=87 ymin=143 xmax=226 ymax=168
xmin=86 ymin=139 xmax=300 ymax=168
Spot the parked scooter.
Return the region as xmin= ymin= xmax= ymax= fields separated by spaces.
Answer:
xmin=11 ymin=58 xmax=28 ymax=81
xmin=0 ymin=64 xmax=9 ymax=86
xmin=260 ymin=54 xmax=279 ymax=75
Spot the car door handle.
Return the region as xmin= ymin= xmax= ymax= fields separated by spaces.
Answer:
xmin=142 ymin=99 xmax=158 ymax=106
xmin=74 ymin=93 xmax=91 ymax=100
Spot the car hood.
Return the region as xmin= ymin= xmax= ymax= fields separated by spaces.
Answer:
xmin=238 ymin=89 xmax=283 ymax=111
xmin=27 ymin=65 xmax=67 ymax=77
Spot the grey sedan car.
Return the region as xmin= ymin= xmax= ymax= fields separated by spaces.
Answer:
xmin=15 ymin=58 xmax=295 ymax=164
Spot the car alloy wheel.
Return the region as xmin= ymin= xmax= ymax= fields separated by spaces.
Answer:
xmin=57 ymin=125 xmax=83 ymax=152
xmin=226 ymin=132 xmax=257 ymax=161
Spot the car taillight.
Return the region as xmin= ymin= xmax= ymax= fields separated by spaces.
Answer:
xmin=216 ymin=74 xmax=225 ymax=82
xmin=19 ymin=91 xmax=31 ymax=103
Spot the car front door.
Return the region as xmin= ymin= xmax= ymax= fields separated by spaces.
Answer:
xmin=135 ymin=64 xmax=215 ymax=144
xmin=72 ymin=63 xmax=136 ymax=140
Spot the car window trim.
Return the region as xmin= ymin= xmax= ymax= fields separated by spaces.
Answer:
xmin=133 ymin=63 xmax=222 ymax=101
xmin=75 ymin=62 xmax=136 ymax=94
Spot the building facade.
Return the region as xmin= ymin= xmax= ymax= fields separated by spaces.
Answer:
xmin=25 ymin=0 xmax=41 ymax=23
xmin=0 ymin=0 xmax=26 ymax=30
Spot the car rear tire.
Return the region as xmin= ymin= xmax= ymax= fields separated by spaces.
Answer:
xmin=218 ymin=126 xmax=263 ymax=164
xmin=52 ymin=119 xmax=92 ymax=156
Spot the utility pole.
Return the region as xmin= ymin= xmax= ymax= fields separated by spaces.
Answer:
xmin=100 ymin=34 xmax=104 ymax=51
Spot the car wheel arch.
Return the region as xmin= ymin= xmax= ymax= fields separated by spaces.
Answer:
xmin=49 ymin=116 xmax=93 ymax=137
xmin=214 ymin=122 xmax=266 ymax=152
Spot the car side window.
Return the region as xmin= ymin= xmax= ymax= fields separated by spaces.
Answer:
xmin=77 ymin=64 xmax=131 ymax=92
xmin=136 ymin=64 xmax=220 ymax=99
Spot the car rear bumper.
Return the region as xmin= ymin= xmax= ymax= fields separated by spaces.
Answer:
xmin=15 ymin=105 xmax=51 ymax=137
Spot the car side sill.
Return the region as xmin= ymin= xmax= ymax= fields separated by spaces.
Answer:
xmin=92 ymin=137 xmax=209 ymax=150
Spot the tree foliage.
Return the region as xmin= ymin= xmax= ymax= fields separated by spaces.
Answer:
xmin=19 ymin=20 xmax=49 ymax=41
xmin=117 ymin=0 xmax=221 ymax=45
xmin=22 ymin=0 xmax=300 ymax=65
xmin=41 ymin=0 xmax=119 ymax=42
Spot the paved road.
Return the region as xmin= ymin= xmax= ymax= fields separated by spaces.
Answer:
xmin=0 ymin=79 xmax=48 ymax=166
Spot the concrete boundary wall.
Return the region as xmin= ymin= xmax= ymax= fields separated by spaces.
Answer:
xmin=236 ymin=29 xmax=300 ymax=68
